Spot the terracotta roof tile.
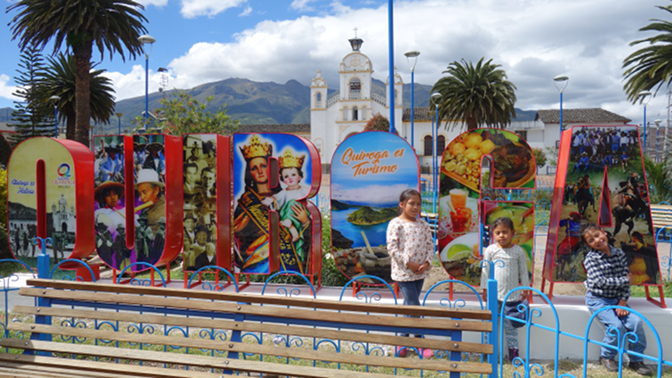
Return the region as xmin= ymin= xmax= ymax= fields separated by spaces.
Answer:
xmin=535 ymin=108 xmax=631 ymax=124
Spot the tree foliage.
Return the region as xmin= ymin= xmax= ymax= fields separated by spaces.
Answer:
xmin=8 ymin=0 xmax=148 ymax=147
xmin=623 ymin=5 xmax=672 ymax=102
xmin=8 ymin=42 xmax=53 ymax=144
xmin=0 ymin=167 xmax=8 ymax=259
xmin=133 ymin=91 xmax=240 ymax=136
xmin=39 ymin=53 xmax=116 ymax=140
xmin=431 ymin=58 xmax=517 ymax=131
xmin=532 ymin=148 xmax=547 ymax=168
xmin=363 ymin=113 xmax=393 ymax=133
xmin=643 ymin=155 xmax=672 ymax=203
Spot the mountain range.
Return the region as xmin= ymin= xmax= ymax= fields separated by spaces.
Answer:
xmin=0 ymin=77 xmax=537 ymax=133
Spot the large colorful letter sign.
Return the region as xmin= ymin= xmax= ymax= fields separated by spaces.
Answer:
xmin=438 ymin=129 xmax=536 ymax=286
xmin=7 ymin=137 xmax=94 ymax=267
xmin=330 ymin=131 xmax=420 ymax=284
xmin=92 ymin=134 xmax=184 ymax=272
xmin=232 ymin=133 xmax=321 ymax=275
xmin=181 ymin=134 xmax=232 ymax=273
xmin=543 ymin=125 xmax=664 ymax=303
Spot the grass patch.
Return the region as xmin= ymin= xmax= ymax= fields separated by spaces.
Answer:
xmin=631 ymin=280 xmax=672 ymax=298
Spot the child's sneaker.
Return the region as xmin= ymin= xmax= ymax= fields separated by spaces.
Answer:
xmin=395 ymin=346 xmax=407 ymax=357
xmin=421 ymin=348 xmax=434 ymax=359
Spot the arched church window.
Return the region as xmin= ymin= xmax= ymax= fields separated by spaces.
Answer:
xmin=349 ymin=78 xmax=361 ymax=100
xmin=315 ymin=92 xmax=322 ymax=108
xmin=353 ymin=106 xmax=358 ymax=121
xmin=424 ymin=135 xmax=432 ymax=156
xmin=438 ymin=135 xmax=446 ymax=154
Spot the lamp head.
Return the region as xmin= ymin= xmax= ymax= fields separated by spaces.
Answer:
xmin=115 ymin=112 xmax=123 ymax=118
xmin=49 ymin=95 xmax=61 ymax=106
xmin=639 ymin=91 xmax=653 ymax=106
xmin=404 ymin=50 xmax=420 ymax=72
xmin=138 ymin=34 xmax=156 ymax=56
xmin=138 ymin=35 xmax=156 ymax=45
xmin=553 ymin=75 xmax=569 ymax=92
xmin=430 ymin=92 xmax=442 ymax=105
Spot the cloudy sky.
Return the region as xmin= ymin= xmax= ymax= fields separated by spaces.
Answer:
xmin=0 ymin=0 xmax=670 ymax=125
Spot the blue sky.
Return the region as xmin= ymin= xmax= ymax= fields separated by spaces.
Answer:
xmin=0 ymin=0 xmax=669 ymax=125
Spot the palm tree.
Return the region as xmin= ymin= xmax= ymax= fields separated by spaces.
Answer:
xmin=623 ymin=5 xmax=672 ymax=102
xmin=8 ymin=0 xmax=147 ymax=147
xmin=38 ymin=54 xmax=116 ymax=140
xmin=431 ymin=58 xmax=516 ymax=130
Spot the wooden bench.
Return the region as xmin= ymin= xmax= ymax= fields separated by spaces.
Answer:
xmin=0 ymin=279 xmax=494 ymax=378
xmin=650 ymin=204 xmax=672 ymax=236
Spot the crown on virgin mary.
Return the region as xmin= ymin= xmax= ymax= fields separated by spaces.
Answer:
xmin=279 ymin=149 xmax=305 ymax=169
xmin=240 ymin=135 xmax=272 ymax=160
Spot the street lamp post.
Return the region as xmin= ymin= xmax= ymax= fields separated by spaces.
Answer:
xmin=404 ymin=50 xmax=420 ymax=148
xmin=553 ymin=75 xmax=569 ymax=143
xmin=430 ymin=92 xmax=442 ymax=213
xmin=639 ymin=91 xmax=652 ymax=153
xmin=115 ymin=112 xmax=123 ymax=134
xmin=49 ymin=95 xmax=61 ymax=138
xmin=138 ymin=34 xmax=156 ymax=133
xmin=655 ymin=119 xmax=663 ymax=162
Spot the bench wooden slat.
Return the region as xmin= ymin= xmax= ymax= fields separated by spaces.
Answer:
xmin=0 ymin=352 xmax=233 ymax=378
xmin=11 ymin=306 xmax=493 ymax=355
xmin=0 ymin=340 xmax=491 ymax=376
xmin=4 ymin=324 xmax=489 ymax=374
xmin=24 ymin=279 xmax=491 ymax=320
xmin=0 ymin=363 xmax=150 ymax=378
xmin=19 ymin=288 xmax=491 ymax=333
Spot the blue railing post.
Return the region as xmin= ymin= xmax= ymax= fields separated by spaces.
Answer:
xmin=35 ymin=237 xmax=51 ymax=279
xmin=487 ymin=267 xmax=499 ymax=378
xmin=33 ymin=237 xmax=53 ymax=350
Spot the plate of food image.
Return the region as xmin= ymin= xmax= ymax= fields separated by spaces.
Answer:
xmin=439 ymin=232 xmax=481 ymax=286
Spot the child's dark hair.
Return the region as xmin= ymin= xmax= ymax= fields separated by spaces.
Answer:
xmin=491 ymin=217 xmax=515 ymax=233
xmin=578 ymin=221 xmax=601 ymax=243
xmin=397 ymin=189 xmax=421 ymax=215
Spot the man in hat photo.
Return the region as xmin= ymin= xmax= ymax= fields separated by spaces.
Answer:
xmin=135 ymin=212 xmax=153 ymax=264
xmin=134 ymin=137 xmax=147 ymax=173
xmin=143 ymin=141 xmax=165 ymax=182
xmin=95 ymin=215 xmax=114 ymax=263
xmin=186 ymin=224 xmax=215 ymax=271
xmin=186 ymin=140 xmax=207 ymax=172
xmin=112 ymin=223 xmax=131 ymax=270
xmin=135 ymin=169 xmax=166 ymax=236
xmin=183 ymin=212 xmax=196 ymax=249
xmin=151 ymin=217 xmax=166 ymax=263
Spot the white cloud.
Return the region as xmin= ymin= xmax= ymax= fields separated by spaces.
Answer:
xmin=104 ymin=0 xmax=666 ymax=126
xmin=290 ymin=0 xmax=317 ymax=12
xmin=239 ymin=6 xmax=252 ymax=17
xmin=180 ymin=0 xmax=247 ymax=18
xmin=135 ymin=0 xmax=169 ymax=6
xmin=0 ymin=74 xmax=18 ymax=102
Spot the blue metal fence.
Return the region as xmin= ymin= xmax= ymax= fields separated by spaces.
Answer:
xmin=0 ymin=214 xmax=671 ymax=376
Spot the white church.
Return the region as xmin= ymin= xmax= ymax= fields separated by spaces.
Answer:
xmin=309 ymin=36 xmax=450 ymax=171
